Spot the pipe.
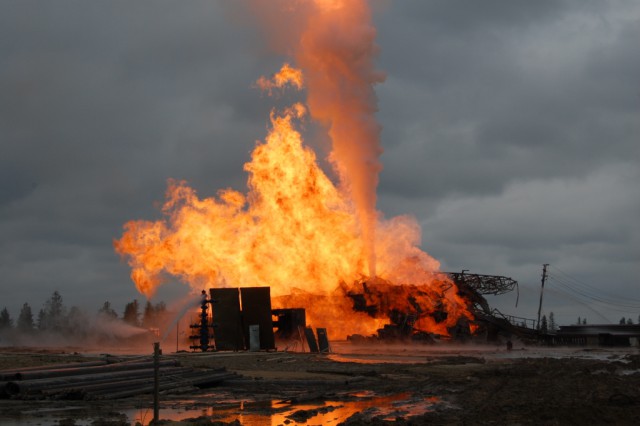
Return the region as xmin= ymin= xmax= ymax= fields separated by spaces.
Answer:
xmin=41 ymin=372 xmax=191 ymax=398
xmin=41 ymin=368 xmax=194 ymax=393
xmin=85 ymin=371 xmax=207 ymax=396
xmin=0 ymin=360 xmax=110 ymax=381
xmin=12 ymin=359 xmax=178 ymax=381
xmin=100 ymin=371 xmax=236 ymax=399
xmin=4 ymin=366 xmax=184 ymax=396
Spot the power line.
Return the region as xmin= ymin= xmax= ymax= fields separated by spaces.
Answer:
xmin=548 ymin=274 xmax=640 ymax=309
xmin=541 ymin=286 xmax=612 ymax=323
xmin=550 ymin=265 xmax=640 ymax=304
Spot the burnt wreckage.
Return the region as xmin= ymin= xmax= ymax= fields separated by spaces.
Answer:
xmin=189 ymin=287 xmax=329 ymax=353
xmin=346 ymin=272 xmax=520 ymax=343
xmin=188 ymin=272 xmax=521 ymax=351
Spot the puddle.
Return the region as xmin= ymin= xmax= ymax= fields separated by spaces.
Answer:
xmin=126 ymin=392 xmax=445 ymax=425
xmin=0 ymin=392 xmax=445 ymax=425
xmin=327 ymin=353 xmax=428 ymax=364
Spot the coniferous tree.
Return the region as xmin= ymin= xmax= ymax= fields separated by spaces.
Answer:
xmin=154 ymin=301 xmax=167 ymax=330
xmin=548 ymin=312 xmax=556 ymax=332
xmin=620 ymin=317 xmax=627 ymax=325
xmin=17 ymin=303 xmax=35 ymax=332
xmin=123 ymin=300 xmax=140 ymax=327
xmin=36 ymin=309 xmax=46 ymax=330
xmin=142 ymin=301 xmax=168 ymax=329
xmin=582 ymin=318 xmax=587 ymax=325
xmin=155 ymin=301 xmax=167 ymax=314
xmin=41 ymin=291 xmax=67 ymax=332
xmin=577 ymin=316 xmax=581 ymax=325
xmin=142 ymin=301 xmax=155 ymax=328
xmin=627 ymin=318 xmax=633 ymax=325
xmin=98 ymin=301 xmax=118 ymax=320
xmin=540 ymin=315 xmax=548 ymax=333
xmin=0 ymin=308 xmax=13 ymax=331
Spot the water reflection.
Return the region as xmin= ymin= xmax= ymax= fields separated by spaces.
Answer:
xmin=127 ymin=392 xmax=441 ymax=425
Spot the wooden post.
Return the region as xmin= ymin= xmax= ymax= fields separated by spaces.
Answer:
xmin=153 ymin=342 xmax=160 ymax=424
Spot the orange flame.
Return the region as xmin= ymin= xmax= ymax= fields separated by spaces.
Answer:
xmin=114 ymin=0 xmax=474 ymax=339
xmin=293 ymin=0 xmax=385 ymax=278
xmin=255 ymin=63 xmax=304 ymax=95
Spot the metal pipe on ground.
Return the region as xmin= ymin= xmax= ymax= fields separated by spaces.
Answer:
xmin=4 ymin=366 xmax=185 ymax=396
xmin=99 ymin=371 xmax=237 ymax=399
xmin=0 ymin=360 xmax=110 ymax=381
xmin=46 ymin=376 xmax=177 ymax=396
xmin=11 ymin=359 xmax=178 ymax=381
xmin=40 ymin=368 xmax=194 ymax=393
xmin=87 ymin=370 xmax=219 ymax=396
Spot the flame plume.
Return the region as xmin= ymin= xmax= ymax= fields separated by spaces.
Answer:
xmin=114 ymin=0 xmax=474 ymax=339
xmin=293 ymin=0 xmax=385 ymax=277
xmin=255 ymin=63 xmax=304 ymax=95
xmin=250 ymin=0 xmax=384 ymax=276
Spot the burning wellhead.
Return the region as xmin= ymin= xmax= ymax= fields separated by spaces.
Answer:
xmin=114 ymin=0 xmax=474 ymax=339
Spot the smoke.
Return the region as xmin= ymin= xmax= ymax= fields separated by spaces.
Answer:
xmin=249 ymin=0 xmax=385 ymax=276
xmin=0 ymin=309 xmax=149 ymax=351
xmin=160 ymin=294 xmax=202 ymax=344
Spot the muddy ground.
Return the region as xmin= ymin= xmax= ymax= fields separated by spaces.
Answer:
xmin=1 ymin=343 xmax=639 ymax=425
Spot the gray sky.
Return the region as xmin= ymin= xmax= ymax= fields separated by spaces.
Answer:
xmin=1 ymin=1 xmax=638 ymax=326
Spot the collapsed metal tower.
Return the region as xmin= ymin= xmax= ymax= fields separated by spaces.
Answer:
xmin=442 ymin=271 xmax=518 ymax=315
xmin=345 ymin=271 xmax=521 ymax=343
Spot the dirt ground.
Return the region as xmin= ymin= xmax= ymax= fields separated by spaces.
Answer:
xmin=1 ymin=343 xmax=639 ymax=425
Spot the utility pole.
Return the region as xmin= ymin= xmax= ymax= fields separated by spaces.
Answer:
xmin=537 ymin=264 xmax=549 ymax=330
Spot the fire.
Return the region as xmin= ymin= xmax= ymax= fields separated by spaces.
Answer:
xmin=114 ymin=0 xmax=474 ymax=339
xmin=255 ymin=63 xmax=304 ymax=94
xmin=293 ymin=0 xmax=385 ymax=277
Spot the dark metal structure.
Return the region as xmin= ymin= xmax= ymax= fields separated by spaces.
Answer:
xmin=189 ymin=291 xmax=214 ymax=351
xmin=238 ymin=287 xmax=276 ymax=351
xmin=442 ymin=271 xmax=518 ymax=315
xmin=443 ymin=271 xmax=517 ymax=295
xmin=272 ymin=308 xmax=306 ymax=340
xmin=345 ymin=272 xmax=522 ymax=343
xmin=210 ymin=288 xmax=243 ymax=350
xmin=189 ymin=287 xmax=276 ymax=352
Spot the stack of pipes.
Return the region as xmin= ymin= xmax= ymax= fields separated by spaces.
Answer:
xmin=0 ymin=357 xmax=235 ymax=400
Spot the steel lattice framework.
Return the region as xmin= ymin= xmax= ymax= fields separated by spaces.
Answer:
xmin=442 ymin=272 xmax=518 ymax=295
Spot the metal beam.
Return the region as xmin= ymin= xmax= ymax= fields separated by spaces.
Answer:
xmin=442 ymin=272 xmax=518 ymax=295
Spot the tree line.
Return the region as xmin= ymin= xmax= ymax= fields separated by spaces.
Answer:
xmin=0 ymin=291 xmax=168 ymax=338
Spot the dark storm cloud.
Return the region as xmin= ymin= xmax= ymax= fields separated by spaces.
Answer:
xmin=0 ymin=1 xmax=637 ymax=325
xmin=0 ymin=1 xmax=271 ymax=314
xmin=373 ymin=0 xmax=639 ymax=322
xmin=377 ymin=1 xmax=639 ymax=198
